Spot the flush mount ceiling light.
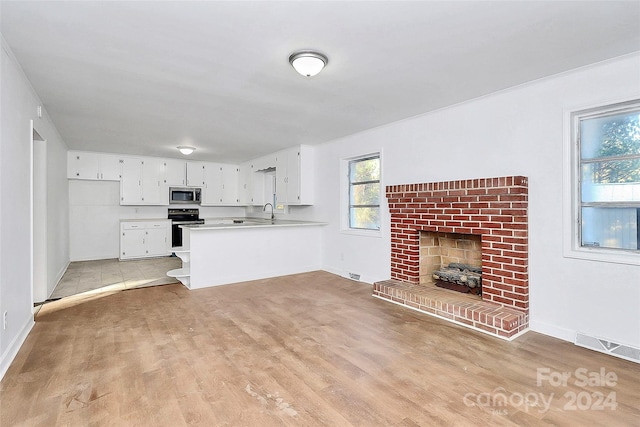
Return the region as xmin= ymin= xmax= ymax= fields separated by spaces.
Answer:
xmin=177 ymin=146 xmax=196 ymax=155
xmin=289 ymin=50 xmax=328 ymax=77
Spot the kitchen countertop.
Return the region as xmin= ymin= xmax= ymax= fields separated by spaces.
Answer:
xmin=182 ymin=217 xmax=327 ymax=230
xmin=120 ymin=218 xmax=170 ymax=222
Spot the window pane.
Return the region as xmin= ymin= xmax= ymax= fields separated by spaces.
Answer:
xmin=350 ymin=207 xmax=380 ymax=230
xmin=581 ymin=160 xmax=640 ymax=203
xmin=581 ymin=207 xmax=638 ymax=250
xmin=580 ymin=111 xmax=640 ymax=160
xmin=350 ymin=158 xmax=380 ymax=182
xmin=582 ymin=159 xmax=640 ymax=185
xmin=350 ymin=183 xmax=380 ymax=206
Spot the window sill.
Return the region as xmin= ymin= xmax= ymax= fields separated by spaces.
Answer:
xmin=341 ymin=228 xmax=382 ymax=238
xmin=563 ymin=246 xmax=640 ymax=266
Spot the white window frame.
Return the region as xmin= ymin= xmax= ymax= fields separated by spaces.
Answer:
xmin=563 ymin=97 xmax=640 ymax=265
xmin=340 ymin=151 xmax=383 ymax=237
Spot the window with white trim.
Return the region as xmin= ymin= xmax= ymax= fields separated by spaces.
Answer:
xmin=348 ymin=155 xmax=380 ymax=230
xmin=573 ymin=100 xmax=640 ymax=253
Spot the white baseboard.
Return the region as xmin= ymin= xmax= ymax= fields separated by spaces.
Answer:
xmin=0 ymin=315 xmax=34 ymax=381
xmin=529 ymin=319 xmax=575 ymax=343
xmin=321 ymin=266 xmax=382 ymax=285
xmin=70 ymin=255 xmax=117 ymax=262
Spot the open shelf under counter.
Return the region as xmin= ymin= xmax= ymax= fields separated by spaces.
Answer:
xmin=170 ymin=246 xmax=190 ymax=262
xmin=167 ymin=267 xmax=190 ymax=288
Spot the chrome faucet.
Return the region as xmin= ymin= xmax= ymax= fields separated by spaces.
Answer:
xmin=263 ymin=203 xmax=275 ymax=221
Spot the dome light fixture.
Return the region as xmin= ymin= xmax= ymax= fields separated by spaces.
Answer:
xmin=289 ymin=50 xmax=328 ymax=77
xmin=177 ymin=146 xmax=196 ymax=155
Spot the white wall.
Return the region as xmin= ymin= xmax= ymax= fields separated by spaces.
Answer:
xmin=69 ymin=179 xmax=246 ymax=261
xmin=1 ymin=37 xmax=70 ymax=378
xmin=310 ymin=54 xmax=640 ymax=348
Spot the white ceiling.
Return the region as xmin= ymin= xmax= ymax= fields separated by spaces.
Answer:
xmin=1 ymin=1 xmax=639 ymax=163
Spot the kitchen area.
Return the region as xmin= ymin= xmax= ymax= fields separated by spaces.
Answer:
xmin=66 ymin=144 xmax=325 ymax=294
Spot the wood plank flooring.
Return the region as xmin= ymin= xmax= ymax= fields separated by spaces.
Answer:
xmin=1 ymin=271 xmax=639 ymax=426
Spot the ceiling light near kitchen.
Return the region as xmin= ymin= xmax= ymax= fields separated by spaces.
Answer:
xmin=289 ymin=50 xmax=328 ymax=77
xmin=177 ymin=146 xmax=196 ymax=155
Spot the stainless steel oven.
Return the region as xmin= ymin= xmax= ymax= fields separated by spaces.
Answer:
xmin=168 ymin=208 xmax=204 ymax=248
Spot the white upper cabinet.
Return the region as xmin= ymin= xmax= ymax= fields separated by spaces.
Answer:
xmin=201 ymin=163 xmax=222 ymax=205
xmin=199 ymin=162 xmax=240 ymax=205
xmin=120 ymin=157 xmax=142 ymax=204
xmin=100 ymin=154 xmax=123 ymax=180
xmin=67 ymin=151 xmax=121 ymax=180
xmin=164 ymin=159 xmax=187 ymax=187
xmin=222 ymin=165 xmax=239 ymax=205
xmin=274 ymin=145 xmax=314 ymax=205
xmin=141 ymin=158 xmax=166 ymax=205
xmin=186 ymin=161 xmax=206 ymax=187
xmin=120 ymin=157 xmax=167 ymax=205
xmin=238 ymin=162 xmax=252 ymax=205
xmin=67 ymin=147 xmax=314 ymax=207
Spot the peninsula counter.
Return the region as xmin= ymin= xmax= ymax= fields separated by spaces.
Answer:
xmin=168 ymin=219 xmax=326 ymax=289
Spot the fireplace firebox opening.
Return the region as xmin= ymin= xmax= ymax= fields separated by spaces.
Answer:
xmin=419 ymin=231 xmax=482 ymax=296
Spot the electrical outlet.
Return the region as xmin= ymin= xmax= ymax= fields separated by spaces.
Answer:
xmin=3 ymin=311 xmax=7 ymax=330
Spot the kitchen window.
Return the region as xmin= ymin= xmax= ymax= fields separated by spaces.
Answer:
xmin=566 ymin=99 xmax=640 ymax=263
xmin=348 ymin=154 xmax=381 ymax=231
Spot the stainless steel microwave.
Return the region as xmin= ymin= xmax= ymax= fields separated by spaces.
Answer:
xmin=169 ymin=187 xmax=201 ymax=204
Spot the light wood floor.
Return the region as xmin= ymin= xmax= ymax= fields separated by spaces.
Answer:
xmin=2 ymin=271 xmax=638 ymax=426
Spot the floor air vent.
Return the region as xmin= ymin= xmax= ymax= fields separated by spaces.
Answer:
xmin=348 ymin=272 xmax=361 ymax=281
xmin=575 ymin=333 xmax=640 ymax=363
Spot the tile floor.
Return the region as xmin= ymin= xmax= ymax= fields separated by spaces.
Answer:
xmin=49 ymin=256 xmax=182 ymax=300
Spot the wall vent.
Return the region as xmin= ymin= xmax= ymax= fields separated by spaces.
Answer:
xmin=348 ymin=272 xmax=361 ymax=281
xmin=575 ymin=332 xmax=640 ymax=363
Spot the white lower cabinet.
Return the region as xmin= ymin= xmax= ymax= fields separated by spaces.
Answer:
xmin=120 ymin=220 xmax=171 ymax=260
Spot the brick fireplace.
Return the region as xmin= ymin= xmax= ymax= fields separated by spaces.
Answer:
xmin=373 ymin=176 xmax=529 ymax=339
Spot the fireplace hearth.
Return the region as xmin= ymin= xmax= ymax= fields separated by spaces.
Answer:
xmin=373 ymin=176 xmax=529 ymax=339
